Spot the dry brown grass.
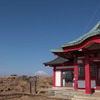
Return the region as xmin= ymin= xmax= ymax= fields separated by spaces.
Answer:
xmin=36 ymin=77 xmax=53 ymax=93
xmin=0 ymin=76 xmax=53 ymax=94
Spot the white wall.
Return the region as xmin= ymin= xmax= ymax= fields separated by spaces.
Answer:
xmin=55 ymin=70 xmax=61 ymax=87
xmin=78 ymin=80 xmax=96 ymax=88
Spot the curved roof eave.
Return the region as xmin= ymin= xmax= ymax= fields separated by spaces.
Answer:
xmin=50 ymin=48 xmax=64 ymax=53
xmin=61 ymin=21 xmax=100 ymax=48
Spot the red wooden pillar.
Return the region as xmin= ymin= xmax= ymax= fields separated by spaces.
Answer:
xmin=85 ymin=54 xmax=91 ymax=94
xmin=74 ymin=57 xmax=78 ymax=90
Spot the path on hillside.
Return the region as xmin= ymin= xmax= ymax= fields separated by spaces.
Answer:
xmin=4 ymin=95 xmax=70 ymax=100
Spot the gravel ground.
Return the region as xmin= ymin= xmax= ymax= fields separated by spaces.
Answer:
xmin=4 ymin=95 xmax=70 ymax=100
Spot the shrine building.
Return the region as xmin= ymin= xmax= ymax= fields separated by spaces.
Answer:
xmin=43 ymin=21 xmax=100 ymax=94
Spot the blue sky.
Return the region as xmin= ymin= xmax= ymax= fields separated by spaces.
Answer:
xmin=0 ymin=0 xmax=100 ymax=76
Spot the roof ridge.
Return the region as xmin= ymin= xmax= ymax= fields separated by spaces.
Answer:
xmin=89 ymin=21 xmax=100 ymax=32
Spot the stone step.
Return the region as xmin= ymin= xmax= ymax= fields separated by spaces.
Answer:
xmin=72 ymin=97 xmax=99 ymax=100
xmin=55 ymin=91 xmax=63 ymax=96
xmin=55 ymin=91 xmax=74 ymax=99
xmin=72 ymin=98 xmax=93 ymax=100
xmin=48 ymin=88 xmax=100 ymax=100
xmin=52 ymin=87 xmax=73 ymax=90
xmin=47 ymin=90 xmax=55 ymax=95
xmin=55 ymin=89 xmax=85 ymax=97
xmin=61 ymin=90 xmax=85 ymax=96
xmin=72 ymin=95 xmax=100 ymax=100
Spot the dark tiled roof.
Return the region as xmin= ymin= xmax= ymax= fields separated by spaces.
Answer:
xmin=43 ymin=57 xmax=68 ymax=66
xmin=43 ymin=56 xmax=73 ymax=66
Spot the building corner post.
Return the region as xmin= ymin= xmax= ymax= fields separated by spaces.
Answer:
xmin=85 ymin=54 xmax=91 ymax=94
xmin=74 ymin=56 xmax=78 ymax=90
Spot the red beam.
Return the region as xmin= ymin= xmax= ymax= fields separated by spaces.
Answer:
xmin=89 ymin=57 xmax=100 ymax=60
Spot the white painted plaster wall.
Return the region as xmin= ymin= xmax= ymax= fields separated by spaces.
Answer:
xmin=55 ymin=70 xmax=61 ymax=87
xmin=78 ymin=80 xmax=96 ymax=88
